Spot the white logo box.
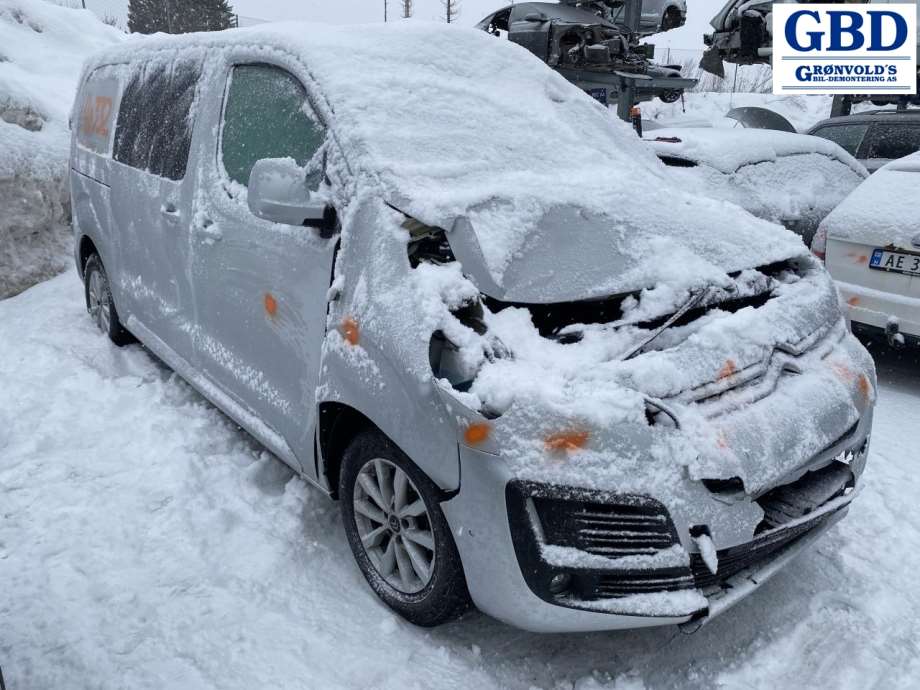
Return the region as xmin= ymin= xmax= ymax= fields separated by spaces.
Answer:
xmin=772 ymin=3 xmax=917 ymax=96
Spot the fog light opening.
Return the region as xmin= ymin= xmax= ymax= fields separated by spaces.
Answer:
xmin=548 ymin=572 xmax=572 ymax=596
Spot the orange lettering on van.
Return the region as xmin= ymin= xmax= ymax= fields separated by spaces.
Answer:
xmin=93 ymin=96 xmax=112 ymax=137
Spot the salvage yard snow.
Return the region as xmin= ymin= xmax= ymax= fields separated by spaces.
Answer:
xmin=3 ymin=272 xmax=920 ymax=688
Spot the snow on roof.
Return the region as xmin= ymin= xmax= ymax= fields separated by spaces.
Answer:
xmin=643 ymin=127 xmax=867 ymax=176
xmin=822 ymin=151 xmax=920 ymax=247
xmin=88 ymin=21 xmax=807 ymax=293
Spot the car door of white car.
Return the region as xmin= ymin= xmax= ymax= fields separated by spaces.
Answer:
xmin=190 ymin=59 xmax=338 ymax=476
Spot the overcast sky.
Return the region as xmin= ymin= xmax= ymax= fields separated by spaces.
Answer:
xmin=82 ymin=0 xmax=723 ymax=49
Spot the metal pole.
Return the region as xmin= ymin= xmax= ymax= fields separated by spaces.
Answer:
xmin=615 ymin=0 xmax=642 ymax=123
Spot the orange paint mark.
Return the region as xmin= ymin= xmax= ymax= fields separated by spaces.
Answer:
xmin=832 ymin=362 xmax=855 ymax=383
xmin=263 ymin=293 xmax=278 ymax=317
xmin=716 ymin=430 xmax=729 ymax=451
xmin=856 ymin=255 xmax=869 ymax=265
xmin=545 ymin=430 xmax=589 ymax=453
xmin=341 ymin=317 xmax=360 ymax=346
xmin=847 ymin=296 xmax=861 ymax=307
xmin=858 ymin=374 xmax=872 ymax=399
xmin=717 ymin=359 xmax=738 ymax=381
xmin=464 ymin=422 xmax=491 ymax=446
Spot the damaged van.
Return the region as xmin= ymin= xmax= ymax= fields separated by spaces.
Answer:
xmin=70 ymin=22 xmax=875 ymax=632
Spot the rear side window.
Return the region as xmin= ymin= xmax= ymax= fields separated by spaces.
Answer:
xmin=113 ymin=57 xmax=202 ymax=180
xmin=863 ymin=123 xmax=920 ymax=161
xmin=810 ymin=124 xmax=869 ymax=157
xmin=76 ymin=66 xmax=121 ymax=155
xmin=220 ymin=64 xmax=326 ymax=188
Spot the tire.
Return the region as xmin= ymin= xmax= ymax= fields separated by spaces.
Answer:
xmin=83 ymin=254 xmax=134 ymax=346
xmin=340 ymin=429 xmax=472 ymax=627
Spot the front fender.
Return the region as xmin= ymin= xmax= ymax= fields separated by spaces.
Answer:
xmin=316 ymin=331 xmax=462 ymax=492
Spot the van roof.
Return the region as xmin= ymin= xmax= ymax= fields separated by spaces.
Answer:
xmin=87 ymin=22 xmax=805 ymax=295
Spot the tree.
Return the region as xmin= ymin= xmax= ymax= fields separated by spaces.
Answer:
xmin=127 ymin=0 xmax=235 ymax=34
xmin=442 ymin=0 xmax=459 ymax=24
xmin=402 ymin=0 xmax=413 ymax=19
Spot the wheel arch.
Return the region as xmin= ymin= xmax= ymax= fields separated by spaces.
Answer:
xmin=77 ymin=234 xmax=99 ymax=279
xmin=318 ymin=401 xmax=376 ymax=500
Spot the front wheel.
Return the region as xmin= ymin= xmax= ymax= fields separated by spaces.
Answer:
xmin=340 ymin=430 xmax=471 ymax=626
xmin=83 ymin=254 xmax=134 ymax=346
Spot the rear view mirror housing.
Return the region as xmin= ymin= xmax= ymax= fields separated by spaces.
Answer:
xmin=247 ymin=157 xmax=337 ymax=238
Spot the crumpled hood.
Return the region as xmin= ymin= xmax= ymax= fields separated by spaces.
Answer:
xmin=439 ymin=200 xmax=808 ymax=303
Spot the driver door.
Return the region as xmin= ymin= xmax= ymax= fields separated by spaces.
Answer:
xmin=191 ymin=61 xmax=337 ymax=476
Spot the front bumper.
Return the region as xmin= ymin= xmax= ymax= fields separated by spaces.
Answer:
xmin=444 ymin=430 xmax=868 ymax=633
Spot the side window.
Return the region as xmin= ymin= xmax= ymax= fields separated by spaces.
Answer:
xmin=220 ymin=64 xmax=326 ymax=188
xmin=76 ymin=66 xmax=121 ymax=155
xmin=810 ymin=124 xmax=869 ymax=158
xmin=863 ymin=123 xmax=920 ymax=161
xmin=113 ymin=56 xmax=201 ymax=180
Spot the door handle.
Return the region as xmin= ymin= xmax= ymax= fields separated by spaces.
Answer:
xmin=161 ymin=202 xmax=180 ymax=217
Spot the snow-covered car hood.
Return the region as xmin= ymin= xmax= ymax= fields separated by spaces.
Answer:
xmin=820 ymin=151 xmax=920 ymax=248
xmin=643 ymin=128 xmax=866 ymax=175
xmin=444 ymin=200 xmax=808 ymax=303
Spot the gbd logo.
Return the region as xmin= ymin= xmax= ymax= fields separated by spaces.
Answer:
xmin=772 ymin=4 xmax=918 ymax=96
xmin=784 ymin=9 xmax=910 ymax=52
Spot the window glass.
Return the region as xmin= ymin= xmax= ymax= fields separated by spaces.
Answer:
xmin=220 ymin=64 xmax=325 ymax=188
xmin=113 ymin=57 xmax=201 ymax=180
xmin=810 ymin=124 xmax=869 ymax=157
xmin=863 ymin=123 xmax=920 ymax=161
xmin=77 ymin=66 xmax=121 ymax=155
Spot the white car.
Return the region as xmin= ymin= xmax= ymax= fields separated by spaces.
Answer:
xmin=813 ymin=152 xmax=920 ymax=347
xmin=645 ymin=128 xmax=868 ymax=247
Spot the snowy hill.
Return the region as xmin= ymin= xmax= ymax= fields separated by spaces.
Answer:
xmin=0 ymin=0 xmax=123 ymax=298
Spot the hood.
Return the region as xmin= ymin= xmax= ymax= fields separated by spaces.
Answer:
xmin=437 ymin=199 xmax=807 ymax=304
xmin=644 ymin=128 xmax=866 ymax=176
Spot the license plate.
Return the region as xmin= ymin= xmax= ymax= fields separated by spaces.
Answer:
xmin=869 ymin=248 xmax=920 ymax=276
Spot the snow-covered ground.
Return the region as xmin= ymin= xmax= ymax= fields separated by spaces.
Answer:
xmin=2 ymin=269 xmax=919 ymax=689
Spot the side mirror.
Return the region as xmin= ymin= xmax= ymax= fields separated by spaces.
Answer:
xmin=247 ymin=157 xmax=337 ymax=238
xmin=523 ymin=12 xmax=547 ymax=22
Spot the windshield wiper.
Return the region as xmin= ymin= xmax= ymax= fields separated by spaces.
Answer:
xmin=620 ymin=284 xmax=723 ymax=361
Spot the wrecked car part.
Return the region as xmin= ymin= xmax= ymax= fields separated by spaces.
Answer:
xmin=476 ymin=2 xmax=696 ymax=110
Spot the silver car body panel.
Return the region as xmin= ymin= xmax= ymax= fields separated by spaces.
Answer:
xmin=70 ymin=25 xmax=875 ymax=632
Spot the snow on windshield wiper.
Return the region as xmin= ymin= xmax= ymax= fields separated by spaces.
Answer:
xmin=619 ymin=284 xmax=728 ymax=361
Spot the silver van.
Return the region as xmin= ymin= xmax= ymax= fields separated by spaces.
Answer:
xmin=70 ymin=23 xmax=876 ymax=633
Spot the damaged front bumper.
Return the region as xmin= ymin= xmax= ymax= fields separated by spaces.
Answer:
xmin=443 ymin=402 xmax=871 ymax=633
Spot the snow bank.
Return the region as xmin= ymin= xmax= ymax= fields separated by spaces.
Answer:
xmin=0 ymin=0 xmax=123 ymax=297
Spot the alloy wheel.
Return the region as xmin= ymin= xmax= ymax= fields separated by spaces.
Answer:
xmin=88 ymin=269 xmax=111 ymax=334
xmin=352 ymin=457 xmax=436 ymax=594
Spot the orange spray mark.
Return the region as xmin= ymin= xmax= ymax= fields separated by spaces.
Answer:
xmin=464 ymin=422 xmax=491 ymax=446
xmin=856 ymin=255 xmax=869 ymax=265
xmin=263 ymin=293 xmax=278 ymax=317
xmin=847 ymin=296 xmax=861 ymax=307
xmin=717 ymin=359 xmax=738 ymax=381
xmin=545 ymin=430 xmax=589 ymax=453
xmin=341 ymin=317 xmax=360 ymax=346
xmin=858 ymin=374 xmax=872 ymax=399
